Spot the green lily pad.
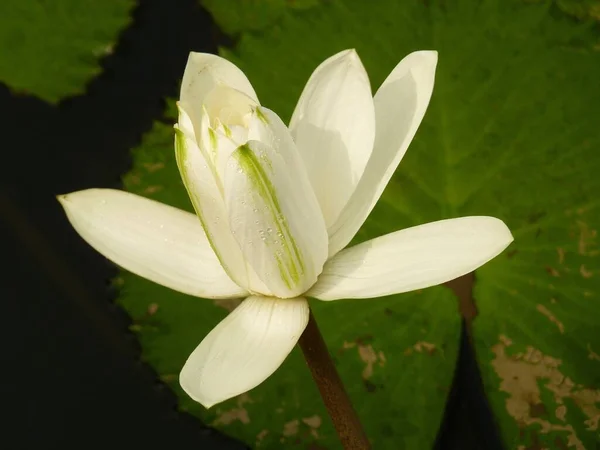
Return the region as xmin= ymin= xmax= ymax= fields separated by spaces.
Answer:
xmin=0 ymin=0 xmax=133 ymax=103
xmin=118 ymin=0 xmax=599 ymax=448
xmin=555 ymin=0 xmax=600 ymax=21
xmin=199 ymin=0 xmax=320 ymax=35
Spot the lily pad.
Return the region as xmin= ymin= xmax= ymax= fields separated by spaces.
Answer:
xmin=118 ymin=0 xmax=599 ymax=448
xmin=199 ymin=0 xmax=320 ymax=35
xmin=0 ymin=0 xmax=133 ymax=103
xmin=555 ymin=0 xmax=600 ymax=21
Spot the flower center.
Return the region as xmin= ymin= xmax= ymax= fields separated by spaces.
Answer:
xmin=204 ymin=85 xmax=255 ymax=130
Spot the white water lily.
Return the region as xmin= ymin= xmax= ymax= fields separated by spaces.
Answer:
xmin=58 ymin=49 xmax=513 ymax=408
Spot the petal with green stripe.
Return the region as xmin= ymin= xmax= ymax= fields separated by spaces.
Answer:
xmin=224 ymin=139 xmax=328 ymax=298
xmin=174 ymin=113 xmax=271 ymax=296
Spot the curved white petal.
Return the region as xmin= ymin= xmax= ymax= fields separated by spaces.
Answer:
xmin=57 ymin=189 xmax=246 ymax=299
xmin=180 ymin=52 xmax=259 ymax=134
xmin=175 ymin=109 xmax=271 ymax=296
xmin=309 ymin=216 xmax=513 ymax=300
xmin=289 ymin=49 xmax=376 ymax=227
xmin=328 ymin=51 xmax=438 ymax=256
xmin=247 ymin=106 xmax=310 ymax=174
xmin=224 ymin=124 xmax=328 ymax=297
xmin=180 ymin=295 xmax=309 ymax=408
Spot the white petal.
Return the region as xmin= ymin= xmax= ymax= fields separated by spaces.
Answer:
xmin=247 ymin=106 xmax=309 ymax=175
xmin=57 ymin=189 xmax=246 ymax=299
xmin=194 ymin=87 xmax=256 ymax=180
xmin=289 ymin=49 xmax=376 ymax=227
xmin=309 ymin=216 xmax=513 ymax=300
xmin=180 ymin=295 xmax=309 ymax=408
xmin=180 ymin=52 xmax=259 ymax=135
xmin=203 ymin=85 xmax=257 ymax=128
xmin=224 ymin=128 xmax=328 ymax=297
xmin=175 ymin=115 xmax=271 ymax=296
xmin=327 ymin=51 xmax=438 ymax=256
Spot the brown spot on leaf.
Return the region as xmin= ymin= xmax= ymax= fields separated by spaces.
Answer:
xmin=544 ymin=266 xmax=560 ymax=277
xmin=535 ymin=304 xmax=565 ymax=334
xmin=147 ymin=303 xmax=159 ymax=316
xmin=491 ymin=336 xmax=600 ymax=449
xmin=282 ymin=419 xmax=299 ymax=437
xmin=142 ymin=162 xmax=165 ymax=172
xmin=579 ymin=265 xmax=593 ymax=278
xmin=557 ymin=247 xmax=565 ymax=264
xmin=412 ymin=341 xmax=437 ymax=355
xmin=212 ymin=394 xmax=252 ymax=426
xmin=341 ymin=340 xmax=386 ymax=380
xmin=302 ymin=415 xmax=322 ymax=439
xmin=142 ymin=185 xmax=163 ymax=194
xmin=342 ymin=340 xmax=355 ymax=350
xmin=556 ymin=405 xmax=567 ymax=421
xmin=126 ymin=174 xmax=141 ymax=185
xmin=358 ymin=345 xmax=378 ymax=379
xmin=576 ymin=221 xmax=597 ymax=256
xmin=255 ymin=429 xmax=268 ymax=446
xmin=529 ymin=402 xmax=547 ymax=418
xmin=588 ymin=344 xmax=600 ymax=361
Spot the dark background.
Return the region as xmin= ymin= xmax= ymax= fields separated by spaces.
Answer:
xmin=1 ymin=0 xmax=503 ymax=448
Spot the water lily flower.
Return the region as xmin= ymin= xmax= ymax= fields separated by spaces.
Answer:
xmin=58 ymin=49 xmax=513 ymax=408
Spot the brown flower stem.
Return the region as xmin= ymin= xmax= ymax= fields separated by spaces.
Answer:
xmin=298 ymin=309 xmax=371 ymax=450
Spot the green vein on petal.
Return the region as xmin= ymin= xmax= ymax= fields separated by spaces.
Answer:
xmin=233 ymin=143 xmax=305 ymax=289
